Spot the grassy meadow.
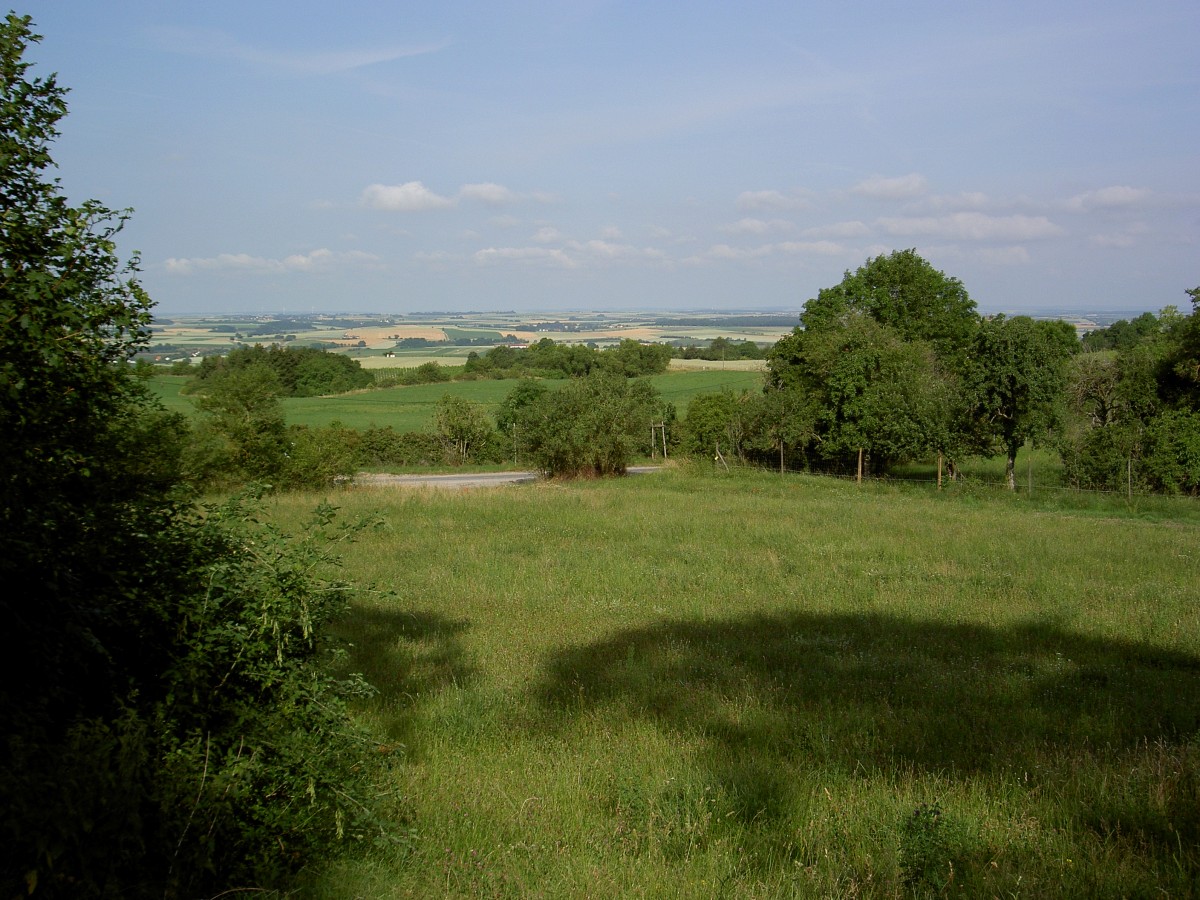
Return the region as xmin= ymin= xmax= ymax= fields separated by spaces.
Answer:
xmin=257 ymin=466 xmax=1199 ymax=897
xmin=146 ymin=369 xmax=766 ymax=433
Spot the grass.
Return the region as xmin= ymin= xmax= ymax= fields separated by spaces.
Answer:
xmin=257 ymin=466 xmax=1200 ymax=897
xmin=146 ymin=369 xmax=766 ymax=432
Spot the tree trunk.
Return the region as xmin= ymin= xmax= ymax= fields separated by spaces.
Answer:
xmin=1005 ymin=443 xmax=1018 ymax=491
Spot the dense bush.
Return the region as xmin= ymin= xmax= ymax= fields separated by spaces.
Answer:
xmin=191 ymin=343 xmax=374 ymax=397
xmin=1 ymin=17 xmax=380 ymax=895
xmin=510 ymin=372 xmax=662 ymax=476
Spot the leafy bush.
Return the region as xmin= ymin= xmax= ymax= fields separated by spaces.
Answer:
xmin=1141 ymin=410 xmax=1200 ymax=495
xmin=5 ymin=493 xmax=387 ymax=898
xmin=513 ymin=372 xmax=661 ymax=476
xmin=0 ymin=18 xmax=382 ymax=896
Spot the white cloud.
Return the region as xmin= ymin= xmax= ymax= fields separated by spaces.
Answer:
xmin=698 ymin=240 xmax=845 ymax=262
xmin=459 ymin=182 xmax=519 ymax=205
xmin=569 ymin=240 xmax=666 ymax=262
xmin=875 ymin=212 xmax=1064 ymax=241
xmin=598 ymin=225 xmax=624 ymax=240
xmin=736 ymin=189 xmax=812 ymax=211
xmin=852 ymin=173 xmax=929 ymax=201
xmin=361 ymin=181 xmax=456 ymax=211
xmin=490 ymin=215 xmax=520 ymax=228
xmin=924 ymin=192 xmax=992 ymax=212
xmin=1065 ymin=186 xmax=1151 ymax=212
xmin=1090 ymin=222 xmax=1149 ymax=248
xmin=473 ymin=246 xmax=575 ymax=267
xmin=164 ymin=248 xmax=378 ymax=275
xmin=799 ymin=220 xmax=871 ymax=239
xmin=721 ymin=218 xmax=794 ymax=235
xmin=705 ymin=244 xmax=774 ymax=261
xmin=774 ymin=240 xmax=846 ymax=256
xmin=532 ymin=226 xmax=564 ymax=243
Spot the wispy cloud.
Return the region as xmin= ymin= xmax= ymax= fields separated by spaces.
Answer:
xmin=362 ymin=181 xmax=543 ymax=211
xmin=1064 ymin=186 xmax=1151 ymax=212
xmin=148 ymin=25 xmax=449 ymax=75
xmin=164 ymin=248 xmax=378 ymax=275
xmin=459 ymin=182 xmax=519 ymax=205
xmin=361 ymin=182 xmax=456 ymax=211
xmin=876 ymin=212 xmax=1064 ymax=241
xmin=799 ymin=220 xmax=871 ymax=239
xmin=736 ymin=189 xmax=813 ymax=211
xmin=473 ymin=246 xmax=576 ymax=267
xmin=852 ymin=173 xmax=929 ymax=201
xmin=690 ymin=240 xmax=848 ymax=264
xmin=721 ymin=218 xmax=794 ymax=235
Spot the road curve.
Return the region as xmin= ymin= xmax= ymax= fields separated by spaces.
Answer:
xmin=352 ymin=466 xmax=661 ymax=490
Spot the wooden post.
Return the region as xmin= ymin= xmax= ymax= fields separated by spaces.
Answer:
xmin=714 ymin=442 xmax=729 ymax=472
xmin=857 ymin=448 xmax=864 ymax=484
xmin=937 ymin=450 xmax=943 ymax=490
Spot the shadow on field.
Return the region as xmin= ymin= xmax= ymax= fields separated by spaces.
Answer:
xmin=333 ymin=606 xmax=477 ymax=743
xmin=535 ymin=612 xmax=1200 ymax=831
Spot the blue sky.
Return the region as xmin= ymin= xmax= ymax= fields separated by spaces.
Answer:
xmin=24 ymin=0 xmax=1200 ymax=316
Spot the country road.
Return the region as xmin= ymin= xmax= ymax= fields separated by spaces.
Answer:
xmin=353 ymin=466 xmax=661 ymax=490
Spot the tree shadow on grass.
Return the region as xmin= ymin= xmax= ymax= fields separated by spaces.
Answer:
xmin=331 ymin=605 xmax=477 ymax=745
xmin=534 ymin=612 xmax=1200 ymax=843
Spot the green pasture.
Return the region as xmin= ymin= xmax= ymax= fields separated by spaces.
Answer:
xmin=147 ymin=369 xmax=766 ymax=432
xmin=267 ymin=466 xmax=1199 ymax=897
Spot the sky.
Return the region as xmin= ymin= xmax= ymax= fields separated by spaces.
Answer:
xmin=21 ymin=0 xmax=1200 ymax=317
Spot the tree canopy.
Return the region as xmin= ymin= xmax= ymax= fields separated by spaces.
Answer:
xmin=799 ymin=249 xmax=979 ymax=365
xmin=1 ymin=17 xmax=377 ymax=895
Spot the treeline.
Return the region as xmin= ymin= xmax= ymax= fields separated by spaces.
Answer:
xmin=3 ymin=18 xmax=384 ymax=900
xmin=462 ymin=337 xmax=672 ymax=379
xmin=188 ymin=343 xmax=375 ymax=396
xmin=677 ymin=251 xmax=1200 ymax=494
xmin=671 ymin=335 xmax=767 ymax=360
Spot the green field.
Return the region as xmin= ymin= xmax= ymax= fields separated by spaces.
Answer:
xmin=264 ymin=466 xmax=1199 ymax=897
xmin=147 ymin=370 xmax=766 ymax=433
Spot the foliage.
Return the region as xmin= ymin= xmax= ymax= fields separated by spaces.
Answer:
xmin=464 ymin=337 xmax=671 ymax=380
xmin=798 ymin=248 xmax=979 ymax=366
xmin=672 ymin=335 xmax=767 ymax=361
xmin=681 ymin=389 xmax=758 ymax=460
xmin=963 ymin=315 xmax=1075 ymax=489
xmin=511 ymin=372 xmax=661 ymax=476
xmin=0 ymin=18 xmax=378 ymax=896
xmin=1141 ymin=409 xmax=1200 ymax=495
xmin=434 ymin=393 xmax=495 ymax=464
xmin=190 ymin=361 xmax=288 ymax=482
xmin=191 ymin=343 xmax=374 ymax=397
xmin=767 ymin=314 xmax=953 ymax=474
xmin=597 ymin=338 xmax=672 ymax=376
xmin=354 ymin=426 xmax=446 ymax=468
xmin=1079 ymin=310 xmax=1161 ymax=352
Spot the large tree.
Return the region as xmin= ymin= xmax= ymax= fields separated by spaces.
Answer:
xmin=769 ymin=314 xmax=951 ymax=476
xmin=1 ymin=18 xmax=375 ymax=896
xmin=963 ymin=315 xmax=1076 ymax=489
xmin=799 ymin=249 xmax=979 ymax=366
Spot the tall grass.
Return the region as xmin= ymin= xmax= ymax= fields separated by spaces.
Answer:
xmin=259 ymin=466 xmax=1200 ymax=897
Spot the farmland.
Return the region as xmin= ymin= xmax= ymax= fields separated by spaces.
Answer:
xmin=148 ymin=368 xmax=766 ymax=433
xmin=259 ymin=466 xmax=1200 ymax=898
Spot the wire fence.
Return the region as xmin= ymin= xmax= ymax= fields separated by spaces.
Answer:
xmin=698 ymin=458 xmax=1200 ymax=505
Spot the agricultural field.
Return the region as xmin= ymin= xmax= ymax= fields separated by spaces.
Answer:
xmin=264 ymin=466 xmax=1200 ymax=897
xmin=147 ymin=369 xmax=766 ymax=434
xmin=145 ymin=311 xmax=800 ymax=363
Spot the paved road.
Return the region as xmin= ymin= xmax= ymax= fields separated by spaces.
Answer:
xmin=353 ymin=466 xmax=660 ymax=490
